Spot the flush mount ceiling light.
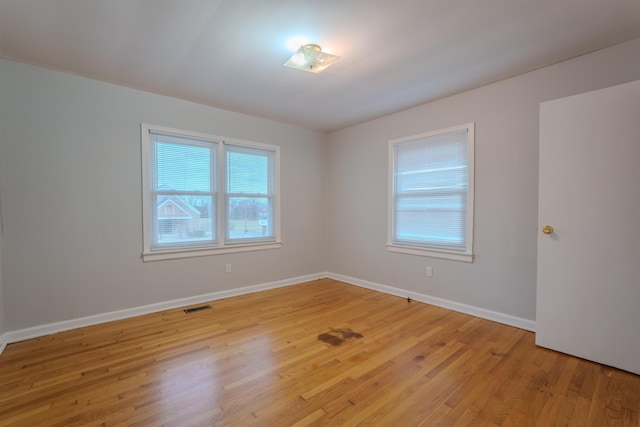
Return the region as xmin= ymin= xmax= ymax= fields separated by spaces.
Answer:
xmin=283 ymin=44 xmax=340 ymax=74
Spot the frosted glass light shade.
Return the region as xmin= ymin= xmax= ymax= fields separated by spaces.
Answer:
xmin=283 ymin=44 xmax=340 ymax=73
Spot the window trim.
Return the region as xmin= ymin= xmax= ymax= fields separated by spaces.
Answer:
xmin=141 ymin=124 xmax=281 ymax=262
xmin=387 ymin=122 xmax=474 ymax=263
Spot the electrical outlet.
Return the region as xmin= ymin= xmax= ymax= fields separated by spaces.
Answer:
xmin=426 ymin=266 xmax=433 ymax=277
xmin=225 ymin=264 xmax=232 ymax=274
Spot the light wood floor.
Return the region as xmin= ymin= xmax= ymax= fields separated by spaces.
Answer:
xmin=0 ymin=279 xmax=638 ymax=426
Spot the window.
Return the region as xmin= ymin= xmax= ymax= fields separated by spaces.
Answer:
xmin=141 ymin=124 xmax=280 ymax=261
xmin=388 ymin=123 xmax=474 ymax=262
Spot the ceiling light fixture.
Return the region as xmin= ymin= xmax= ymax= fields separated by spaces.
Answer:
xmin=283 ymin=44 xmax=340 ymax=74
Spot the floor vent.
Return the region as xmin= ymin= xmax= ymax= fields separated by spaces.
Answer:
xmin=184 ymin=305 xmax=212 ymax=314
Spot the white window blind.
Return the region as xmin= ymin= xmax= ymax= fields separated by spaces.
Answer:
xmin=389 ymin=123 xmax=474 ymax=261
xmin=225 ymin=144 xmax=276 ymax=243
xmin=149 ymin=131 xmax=217 ymax=250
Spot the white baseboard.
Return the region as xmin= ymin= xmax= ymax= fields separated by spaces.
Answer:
xmin=2 ymin=272 xmax=328 ymax=350
xmin=0 ymin=270 xmax=536 ymax=358
xmin=0 ymin=333 xmax=7 ymax=356
xmin=327 ymin=272 xmax=536 ymax=332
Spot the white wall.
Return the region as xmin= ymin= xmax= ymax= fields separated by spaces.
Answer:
xmin=0 ymin=189 xmax=5 ymax=344
xmin=326 ymin=38 xmax=640 ymax=321
xmin=0 ymin=59 xmax=327 ymax=331
xmin=0 ymin=65 xmax=6 ymax=343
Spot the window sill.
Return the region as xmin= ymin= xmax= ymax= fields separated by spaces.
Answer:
xmin=143 ymin=241 xmax=282 ymax=262
xmin=386 ymin=244 xmax=473 ymax=263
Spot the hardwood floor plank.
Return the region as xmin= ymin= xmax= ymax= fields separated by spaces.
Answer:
xmin=378 ymin=339 xmax=501 ymax=425
xmin=449 ymin=332 xmax=535 ymax=425
xmin=568 ymin=395 xmax=592 ymax=427
xmin=537 ymin=357 xmax=580 ymax=425
xmin=1 ymin=279 xmax=638 ymax=426
xmin=290 ymin=408 xmax=326 ymax=427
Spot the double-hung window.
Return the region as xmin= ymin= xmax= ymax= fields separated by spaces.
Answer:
xmin=141 ymin=124 xmax=280 ymax=261
xmin=388 ymin=123 xmax=474 ymax=262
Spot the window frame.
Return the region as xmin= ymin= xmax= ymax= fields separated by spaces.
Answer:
xmin=223 ymin=141 xmax=278 ymax=245
xmin=141 ymin=124 xmax=281 ymax=262
xmin=387 ymin=122 xmax=474 ymax=263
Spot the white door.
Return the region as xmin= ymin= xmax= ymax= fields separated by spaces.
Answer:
xmin=536 ymin=80 xmax=640 ymax=375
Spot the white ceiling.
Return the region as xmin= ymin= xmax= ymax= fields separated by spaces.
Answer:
xmin=1 ymin=0 xmax=639 ymax=132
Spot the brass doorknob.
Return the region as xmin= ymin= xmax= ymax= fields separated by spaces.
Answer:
xmin=542 ymin=225 xmax=554 ymax=235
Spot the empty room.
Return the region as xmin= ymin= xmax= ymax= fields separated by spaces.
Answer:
xmin=0 ymin=1 xmax=639 ymax=425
